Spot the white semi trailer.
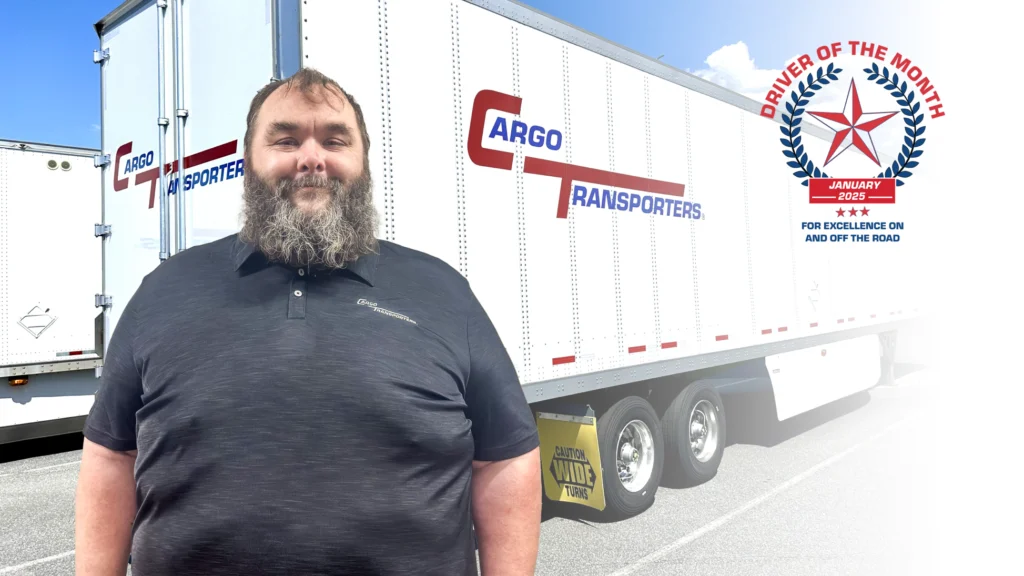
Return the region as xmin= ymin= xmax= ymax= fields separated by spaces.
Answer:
xmin=0 ymin=139 xmax=104 ymax=444
xmin=24 ymin=0 xmax=928 ymax=519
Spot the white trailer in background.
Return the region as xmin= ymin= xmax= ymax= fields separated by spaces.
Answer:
xmin=0 ymin=140 xmax=104 ymax=444
xmin=89 ymin=0 xmax=928 ymax=518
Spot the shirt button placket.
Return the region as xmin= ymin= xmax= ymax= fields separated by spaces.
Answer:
xmin=289 ymin=273 xmax=307 ymax=319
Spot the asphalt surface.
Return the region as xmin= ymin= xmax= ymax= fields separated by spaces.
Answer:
xmin=0 ymin=365 xmax=995 ymax=575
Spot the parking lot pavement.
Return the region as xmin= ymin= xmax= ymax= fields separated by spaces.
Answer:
xmin=1 ymin=366 xmax=1006 ymax=575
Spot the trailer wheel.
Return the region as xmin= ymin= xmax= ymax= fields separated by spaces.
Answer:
xmin=597 ymin=396 xmax=664 ymax=519
xmin=662 ymin=381 xmax=726 ymax=486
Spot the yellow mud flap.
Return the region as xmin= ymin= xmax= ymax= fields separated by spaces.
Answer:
xmin=536 ymin=411 xmax=605 ymax=511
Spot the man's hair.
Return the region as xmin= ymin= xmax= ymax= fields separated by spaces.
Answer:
xmin=243 ymin=67 xmax=371 ymax=164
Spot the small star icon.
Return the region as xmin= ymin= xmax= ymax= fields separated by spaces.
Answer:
xmin=848 ymin=207 xmax=858 ymax=217
xmin=836 ymin=208 xmax=846 ymax=217
xmin=808 ymin=79 xmax=899 ymax=166
xmin=860 ymin=207 xmax=870 ymax=216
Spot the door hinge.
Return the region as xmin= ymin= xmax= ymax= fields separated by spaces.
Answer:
xmin=95 ymin=224 xmax=112 ymax=238
xmin=93 ymin=48 xmax=110 ymax=64
xmin=95 ymin=294 xmax=113 ymax=308
xmin=93 ymin=154 xmax=110 ymax=168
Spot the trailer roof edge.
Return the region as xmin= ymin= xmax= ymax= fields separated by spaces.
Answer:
xmin=0 ymin=139 xmax=100 ymax=157
xmin=95 ymin=0 xmax=153 ymax=37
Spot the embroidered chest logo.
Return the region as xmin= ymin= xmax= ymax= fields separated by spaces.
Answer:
xmin=356 ymin=299 xmax=418 ymax=325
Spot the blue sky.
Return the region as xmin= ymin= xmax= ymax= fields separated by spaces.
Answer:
xmin=0 ymin=0 xmax=934 ymax=150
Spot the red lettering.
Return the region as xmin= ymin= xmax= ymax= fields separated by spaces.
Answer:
xmin=859 ymin=42 xmax=876 ymax=57
xmin=767 ymin=91 xmax=780 ymax=105
xmin=876 ymin=45 xmax=888 ymax=61
xmin=925 ymin=90 xmax=941 ymax=104
xmin=907 ymin=66 xmax=922 ymax=81
xmin=786 ymin=61 xmax=800 ymax=78
xmin=467 ymin=90 xmax=521 ymax=171
xmin=817 ymin=45 xmax=831 ymax=61
xmin=831 ymin=42 xmax=842 ymax=57
xmin=916 ymin=76 xmax=935 ymax=96
xmin=761 ymin=104 xmax=776 ymax=118
xmin=113 ymin=142 xmax=133 ymax=192
xmin=891 ymin=52 xmax=912 ymax=73
xmin=848 ymin=41 xmax=861 ymax=54
xmin=797 ymin=54 xmax=814 ymax=72
xmin=928 ymin=103 xmax=945 ymax=119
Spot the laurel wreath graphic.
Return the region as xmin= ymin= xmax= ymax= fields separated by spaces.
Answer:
xmin=779 ymin=62 xmax=926 ymax=188
xmin=865 ymin=62 xmax=925 ymax=187
xmin=780 ymin=63 xmax=840 ymax=186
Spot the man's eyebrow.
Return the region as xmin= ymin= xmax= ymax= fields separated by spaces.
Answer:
xmin=323 ymin=122 xmax=352 ymax=137
xmin=267 ymin=121 xmax=300 ymax=136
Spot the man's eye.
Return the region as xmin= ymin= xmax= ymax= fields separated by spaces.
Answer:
xmin=325 ymin=139 xmax=346 ymax=147
xmin=275 ymin=138 xmax=297 ymax=146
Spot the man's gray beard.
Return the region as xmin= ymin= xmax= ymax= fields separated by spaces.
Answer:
xmin=238 ymin=167 xmax=379 ymax=269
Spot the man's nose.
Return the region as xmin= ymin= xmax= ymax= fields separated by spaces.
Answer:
xmin=297 ymin=140 xmax=325 ymax=174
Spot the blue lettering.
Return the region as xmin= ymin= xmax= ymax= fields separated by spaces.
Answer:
xmin=528 ymin=125 xmax=545 ymax=147
xmin=226 ymin=162 xmax=235 ymax=180
xmin=200 ymin=168 xmax=210 ymax=187
xmin=209 ymin=166 xmax=219 ymax=184
xmin=672 ymin=200 xmax=682 ymax=218
xmin=145 ymin=151 xmax=154 ymax=167
xmin=629 ymin=194 xmax=642 ymax=212
xmin=653 ymin=197 xmax=665 ymax=215
xmin=682 ymin=201 xmax=692 ymax=218
xmin=572 ymin=184 xmax=587 ymax=206
xmin=546 ymin=130 xmax=562 ymax=151
xmin=219 ymin=162 xmax=229 ymax=180
xmin=235 ymin=159 xmax=244 ymax=177
xmin=601 ymin=189 xmax=615 ymax=210
xmin=488 ymin=117 xmax=509 ymax=141
xmin=130 ymin=157 xmax=139 ymax=172
xmin=510 ymin=120 xmax=527 ymax=144
xmin=641 ymin=196 xmax=654 ymax=214
xmin=692 ymin=203 xmax=701 ymax=219
xmin=586 ymin=187 xmax=600 ymax=208
xmin=616 ymin=191 xmax=629 ymax=211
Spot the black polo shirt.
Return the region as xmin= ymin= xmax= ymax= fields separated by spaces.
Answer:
xmin=84 ymin=234 xmax=539 ymax=576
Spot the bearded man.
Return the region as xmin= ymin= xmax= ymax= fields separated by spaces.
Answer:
xmin=75 ymin=68 xmax=541 ymax=576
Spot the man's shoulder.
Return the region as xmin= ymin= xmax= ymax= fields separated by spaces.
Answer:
xmin=135 ymin=234 xmax=236 ymax=295
xmin=377 ymin=240 xmax=469 ymax=290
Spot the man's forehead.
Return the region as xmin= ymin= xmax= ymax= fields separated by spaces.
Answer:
xmin=262 ymin=84 xmax=353 ymax=119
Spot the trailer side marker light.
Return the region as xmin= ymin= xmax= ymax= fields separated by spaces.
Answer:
xmin=8 ymin=377 xmax=28 ymax=386
xmin=716 ymin=335 xmax=728 ymax=341
xmin=552 ymin=356 xmax=575 ymax=365
xmin=661 ymin=342 xmax=677 ymax=349
xmin=761 ymin=329 xmax=772 ymax=335
xmin=628 ymin=345 xmax=646 ymax=354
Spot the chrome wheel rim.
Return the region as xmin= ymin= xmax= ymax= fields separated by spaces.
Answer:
xmin=617 ymin=419 xmax=655 ymax=492
xmin=689 ymin=399 xmax=720 ymax=463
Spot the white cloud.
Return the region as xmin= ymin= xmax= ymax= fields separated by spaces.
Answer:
xmin=91 ymin=124 xmax=100 ymax=132
xmin=689 ymin=41 xmax=782 ymax=102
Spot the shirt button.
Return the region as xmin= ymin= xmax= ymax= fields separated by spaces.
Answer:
xmin=294 ymin=290 xmax=303 ymax=297
xmin=298 ymin=269 xmax=305 ymax=276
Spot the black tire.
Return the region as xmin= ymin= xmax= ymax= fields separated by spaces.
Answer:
xmin=596 ymin=396 xmax=664 ymax=519
xmin=662 ymin=381 xmax=726 ymax=487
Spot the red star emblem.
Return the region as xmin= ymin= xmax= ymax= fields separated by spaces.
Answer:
xmin=808 ymin=79 xmax=898 ymax=167
xmin=860 ymin=207 xmax=870 ymax=216
xmin=848 ymin=206 xmax=858 ymax=216
xmin=836 ymin=208 xmax=845 ymax=217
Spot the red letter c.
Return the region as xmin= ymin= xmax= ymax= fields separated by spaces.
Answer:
xmin=467 ymin=90 xmax=521 ymax=171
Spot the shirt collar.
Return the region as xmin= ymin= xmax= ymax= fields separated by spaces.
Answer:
xmin=232 ymin=235 xmax=379 ymax=287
